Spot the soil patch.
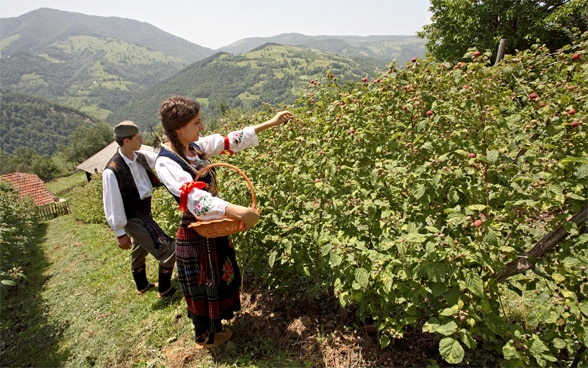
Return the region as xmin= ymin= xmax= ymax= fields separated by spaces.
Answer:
xmin=233 ymin=279 xmax=442 ymax=367
xmin=163 ymin=277 xmax=481 ymax=367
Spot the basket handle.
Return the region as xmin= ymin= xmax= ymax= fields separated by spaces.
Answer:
xmin=194 ymin=162 xmax=257 ymax=210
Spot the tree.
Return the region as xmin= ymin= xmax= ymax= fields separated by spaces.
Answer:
xmin=419 ymin=0 xmax=588 ymax=63
xmin=58 ymin=122 xmax=113 ymax=164
xmin=31 ymin=156 xmax=61 ymax=181
xmin=0 ymin=147 xmax=62 ymax=180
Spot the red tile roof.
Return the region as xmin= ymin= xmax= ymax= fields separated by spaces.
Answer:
xmin=0 ymin=172 xmax=56 ymax=206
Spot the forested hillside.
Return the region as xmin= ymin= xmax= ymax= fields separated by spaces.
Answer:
xmin=0 ymin=89 xmax=96 ymax=156
xmin=219 ymin=33 xmax=426 ymax=65
xmin=109 ymin=44 xmax=386 ymax=129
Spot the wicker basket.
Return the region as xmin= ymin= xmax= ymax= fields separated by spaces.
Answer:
xmin=188 ymin=162 xmax=259 ymax=238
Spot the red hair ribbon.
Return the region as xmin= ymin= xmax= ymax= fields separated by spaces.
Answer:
xmin=178 ymin=181 xmax=207 ymax=213
xmin=221 ymin=136 xmax=234 ymax=156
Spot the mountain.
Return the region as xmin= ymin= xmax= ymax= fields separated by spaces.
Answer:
xmin=219 ymin=33 xmax=426 ymax=65
xmin=0 ymin=89 xmax=97 ymax=156
xmin=109 ymin=43 xmax=386 ymax=130
xmin=0 ymin=8 xmax=427 ymax=127
xmin=0 ymin=8 xmax=212 ymax=61
xmin=0 ymin=8 xmax=215 ymax=120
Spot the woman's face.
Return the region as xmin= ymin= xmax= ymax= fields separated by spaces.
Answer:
xmin=176 ymin=111 xmax=204 ymax=143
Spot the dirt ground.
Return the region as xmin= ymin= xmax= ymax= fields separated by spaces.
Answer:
xmin=163 ymin=278 xmax=473 ymax=368
xmin=234 ymin=287 xmax=440 ymax=367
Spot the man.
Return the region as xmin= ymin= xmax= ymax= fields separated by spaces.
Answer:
xmin=102 ymin=120 xmax=176 ymax=298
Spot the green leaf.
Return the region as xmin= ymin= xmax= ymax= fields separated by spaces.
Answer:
xmin=379 ymin=334 xmax=391 ymax=348
xmin=355 ymin=268 xmax=370 ymax=288
xmin=467 ymin=204 xmax=487 ymax=211
xmin=483 ymin=228 xmax=500 ymax=246
xmin=436 ymin=321 xmax=459 ymax=336
xmin=576 ymin=164 xmax=588 ymax=179
xmin=558 ymin=156 xmax=588 ymax=169
xmin=448 ymin=189 xmax=460 ymax=204
xmin=268 ymin=251 xmax=277 ymax=268
xmin=439 ymin=337 xmax=464 ymax=364
xmin=464 ymin=273 xmax=484 ymax=297
xmin=424 ymin=226 xmax=441 ymax=234
xmin=552 ymin=338 xmax=566 ymax=350
xmin=487 ymin=150 xmax=499 ymax=164
xmin=446 ymin=213 xmax=466 ymax=226
xmin=414 ymin=184 xmax=426 ymax=200
xmin=422 ymin=319 xmax=440 ymax=334
xmin=1 ymin=279 xmax=16 ymax=287
xmin=502 ymin=341 xmax=519 ymax=360
xmin=484 ymin=313 xmax=505 ymax=335
xmin=329 ymin=253 xmax=342 ymax=267
xmin=567 ymin=192 xmax=586 ymax=201
xmin=404 ymin=233 xmax=428 ymax=243
xmin=421 ymin=141 xmax=433 ymax=151
xmin=582 ymin=325 xmax=588 ymax=346
xmin=430 ymin=282 xmax=447 ymax=297
xmin=529 ymin=334 xmax=557 ymax=362
xmin=458 ymin=329 xmax=477 ymax=349
xmin=439 ymin=304 xmax=460 ymax=316
xmin=579 ymin=301 xmax=588 ymax=317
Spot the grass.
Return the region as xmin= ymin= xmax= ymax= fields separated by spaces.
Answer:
xmin=45 ymin=171 xmax=88 ymax=198
xmin=2 ymin=213 xmax=306 ymax=367
xmin=1 ymin=174 xmax=307 ymax=367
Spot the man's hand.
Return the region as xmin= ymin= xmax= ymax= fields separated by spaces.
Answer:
xmin=117 ymin=234 xmax=132 ymax=249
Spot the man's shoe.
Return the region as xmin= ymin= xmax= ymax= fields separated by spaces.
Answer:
xmin=136 ymin=283 xmax=157 ymax=295
xmin=158 ymin=287 xmax=177 ymax=298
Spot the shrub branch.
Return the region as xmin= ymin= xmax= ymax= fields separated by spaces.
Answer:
xmin=496 ymin=205 xmax=588 ymax=282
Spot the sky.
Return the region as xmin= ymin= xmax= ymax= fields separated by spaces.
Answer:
xmin=0 ymin=0 xmax=432 ymax=49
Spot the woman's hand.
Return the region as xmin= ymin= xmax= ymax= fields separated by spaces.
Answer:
xmin=270 ymin=111 xmax=293 ymax=126
xmin=254 ymin=111 xmax=293 ymax=133
xmin=225 ymin=204 xmax=260 ymax=229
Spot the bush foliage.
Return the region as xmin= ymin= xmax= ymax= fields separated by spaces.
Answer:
xmin=214 ymin=34 xmax=587 ymax=366
xmin=0 ymin=183 xmax=38 ymax=299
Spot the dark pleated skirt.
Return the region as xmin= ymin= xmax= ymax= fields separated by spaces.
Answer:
xmin=175 ymin=212 xmax=241 ymax=333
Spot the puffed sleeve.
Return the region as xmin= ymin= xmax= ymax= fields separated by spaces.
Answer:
xmin=196 ymin=126 xmax=259 ymax=157
xmin=155 ymin=155 xmax=229 ymax=220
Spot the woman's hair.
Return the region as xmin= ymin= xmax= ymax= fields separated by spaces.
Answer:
xmin=159 ymin=96 xmax=201 ymax=158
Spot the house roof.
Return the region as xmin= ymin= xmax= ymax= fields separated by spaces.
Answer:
xmin=76 ymin=141 xmax=155 ymax=175
xmin=0 ymin=172 xmax=56 ymax=206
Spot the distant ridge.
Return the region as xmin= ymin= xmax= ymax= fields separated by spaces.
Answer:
xmin=0 ymin=8 xmax=213 ymax=61
xmin=219 ymin=32 xmax=426 ymax=64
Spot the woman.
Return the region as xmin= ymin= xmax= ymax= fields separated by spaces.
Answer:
xmin=155 ymin=96 xmax=292 ymax=348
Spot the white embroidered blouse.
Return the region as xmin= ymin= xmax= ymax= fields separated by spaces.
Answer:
xmin=155 ymin=126 xmax=259 ymax=220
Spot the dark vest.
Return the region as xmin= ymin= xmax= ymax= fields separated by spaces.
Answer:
xmin=104 ymin=151 xmax=160 ymax=219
